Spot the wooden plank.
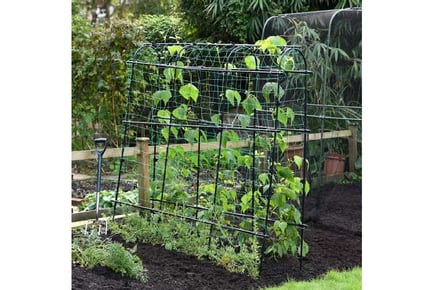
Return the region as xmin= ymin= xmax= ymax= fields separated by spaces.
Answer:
xmin=72 ymin=146 xmax=139 ymax=161
xmin=72 ymin=130 xmax=352 ymax=161
xmin=151 ymin=139 xmax=250 ymax=154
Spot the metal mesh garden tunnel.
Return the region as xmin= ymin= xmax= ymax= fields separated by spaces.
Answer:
xmin=112 ymin=42 xmax=312 ymax=272
xmin=263 ymin=8 xmax=362 ymax=179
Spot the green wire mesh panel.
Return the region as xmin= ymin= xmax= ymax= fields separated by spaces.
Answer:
xmin=115 ymin=42 xmax=311 ymax=266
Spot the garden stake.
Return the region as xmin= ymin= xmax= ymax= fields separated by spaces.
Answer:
xmin=86 ymin=138 xmax=108 ymax=235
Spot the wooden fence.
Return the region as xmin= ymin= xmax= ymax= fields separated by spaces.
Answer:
xmin=72 ymin=126 xmax=358 ymax=207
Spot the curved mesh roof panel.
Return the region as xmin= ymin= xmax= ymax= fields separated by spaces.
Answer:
xmin=262 ymin=8 xmax=361 ymax=47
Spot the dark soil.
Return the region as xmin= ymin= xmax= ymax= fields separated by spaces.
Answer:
xmin=72 ymin=181 xmax=361 ymax=290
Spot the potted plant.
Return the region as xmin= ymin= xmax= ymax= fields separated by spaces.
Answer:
xmin=323 ymin=139 xmax=346 ymax=176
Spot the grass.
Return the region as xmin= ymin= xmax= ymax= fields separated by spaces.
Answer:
xmin=264 ymin=267 xmax=361 ymax=290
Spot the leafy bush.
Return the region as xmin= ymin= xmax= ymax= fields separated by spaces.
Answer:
xmin=72 ymin=13 xmax=189 ymax=150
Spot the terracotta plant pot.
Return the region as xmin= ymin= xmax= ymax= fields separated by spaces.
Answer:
xmin=324 ymin=152 xmax=345 ymax=176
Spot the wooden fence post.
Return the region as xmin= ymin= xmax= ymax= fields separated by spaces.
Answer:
xmin=136 ymin=137 xmax=150 ymax=207
xmin=348 ymin=125 xmax=358 ymax=173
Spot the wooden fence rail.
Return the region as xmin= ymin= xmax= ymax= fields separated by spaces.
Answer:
xmin=72 ymin=126 xmax=357 ymax=166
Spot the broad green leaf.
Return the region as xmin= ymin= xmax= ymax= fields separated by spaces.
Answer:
xmin=184 ymin=128 xmax=198 ymax=145
xmin=179 ymin=83 xmax=199 ymax=102
xmin=276 ymin=164 xmax=293 ymax=179
xmin=277 ymin=107 xmax=288 ymax=126
xmin=279 ymin=186 xmax=297 ymax=200
xmin=245 ymin=55 xmax=259 ymax=69
xmin=161 ymin=127 xmax=169 ymax=142
xmin=293 ymin=155 xmax=304 ymax=169
xmin=262 ymin=82 xmax=284 ymax=102
xmin=172 ymin=105 xmax=188 ymax=120
xmin=225 ymin=89 xmax=241 ymax=106
xmin=152 ymin=90 xmax=172 ymax=105
xmin=276 ymin=221 xmax=287 ymax=233
xmin=211 ymin=114 xmax=220 ymax=126
xmin=237 ymin=114 xmax=250 ymax=128
xmin=170 ymin=127 xmax=179 ymax=138
xmin=286 ymin=107 xmax=295 ymax=125
xmin=242 ymin=95 xmax=262 ymax=115
xmin=241 ymin=155 xmax=253 ymax=168
xmin=278 ymin=55 xmax=295 ymax=71
xmin=259 ymin=173 xmax=269 ymax=185
xmin=157 ymin=109 xmax=171 ymax=123
xmin=167 ymin=45 xmax=183 ymax=56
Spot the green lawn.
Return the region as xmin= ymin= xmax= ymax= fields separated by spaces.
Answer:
xmin=264 ymin=267 xmax=361 ymax=290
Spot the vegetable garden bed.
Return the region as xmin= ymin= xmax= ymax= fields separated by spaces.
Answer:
xmin=72 ymin=181 xmax=361 ymax=289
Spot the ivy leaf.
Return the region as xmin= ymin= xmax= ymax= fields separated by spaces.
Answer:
xmin=241 ymin=155 xmax=253 ymax=168
xmin=152 ymin=90 xmax=172 ymax=106
xmin=180 ymin=83 xmax=199 ymax=102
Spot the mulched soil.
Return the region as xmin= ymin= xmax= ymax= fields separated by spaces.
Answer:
xmin=72 ymin=181 xmax=361 ymax=290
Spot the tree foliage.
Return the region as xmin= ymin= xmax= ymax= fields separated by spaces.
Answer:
xmin=72 ymin=8 xmax=188 ymax=150
xmin=179 ymin=0 xmax=361 ymax=43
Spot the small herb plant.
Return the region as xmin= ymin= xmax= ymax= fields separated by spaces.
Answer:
xmin=80 ymin=189 xmax=138 ymax=211
xmin=110 ymin=213 xmax=261 ymax=278
xmin=72 ymin=228 xmax=148 ymax=283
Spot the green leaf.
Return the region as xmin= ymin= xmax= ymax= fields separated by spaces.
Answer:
xmin=262 ymin=82 xmax=284 ymax=102
xmin=224 ymin=63 xmax=237 ymax=69
xmin=161 ymin=127 xmax=169 ymax=142
xmin=258 ymin=173 xmax=269 ymax=185
xmin=278 ymin=55 xmax=295 ymax=71
xmin=293 ymin=155 xmax=304 ymax=170
xmin=170 ymin=127 xmax=179 ymax=138
xmin=242 ymin=95 xmax=262 ymax=115
xmin=157 ymin=109 xmax=171 ymax=123
xmin=167 ymin=45 xmax=184 ymax=56
xmin=245 ymin=55 xmax=259 ymax=69
xmin=275 ymin=220 xmax=287 ymax=233
xmin=286 ymin=107 xmax=295 ymax=126
xmin=172 ymin=105 xmax=188 ymax=120
xmin=276 ymin=165 xmax=293 ymax=179
xmin=237 ymin=114 xmax=251 ymax=128
xmin=152 ymin=90 xmax=172 ymax=106
xmin=225 ymin=89 xmax=241 ymax=106
xmin=179 ymin=83 xmax=199 ymax=102
xmin=184 ymin=128 xmax=198 ymax=145
xmin=277 ymin=108 xmax=288 ymax=127
xmin=211 ymin=114 xmax=220 ymax=126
